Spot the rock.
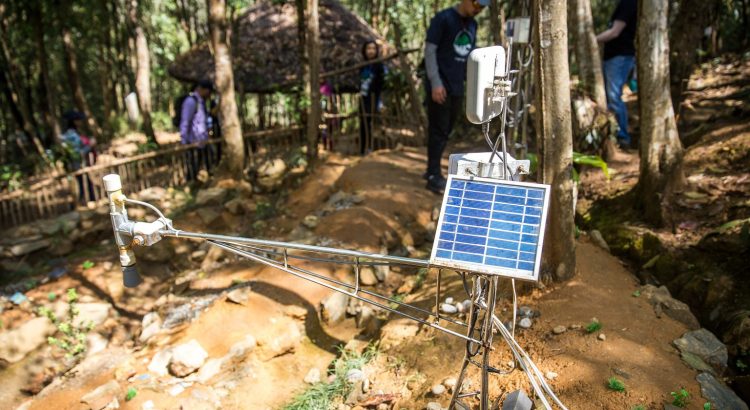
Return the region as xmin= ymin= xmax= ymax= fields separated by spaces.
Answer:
xmin=443 ymin=377 xmax=457 ymax=391
xmin=49 ymin=241 xmax=74 ymax=257
xmin=168 ymin=384 xmax=185 ymax=396
xmin=598 ymin=333 xmax=607 ymax=341
xmin=194 ymin=358 xmax=223 ymax=384
xmin=359 ymin=266 xmax=378 ymax=286
xmin=87 ymin=333 xmax=108 ymax=355
xmin=228 ymin=335 xmax=257 ymax=360
xmin=346 ymin=368 xmax=365 ymax=382
xmin=302 ymin=215 xmax=319 ymax=229
xmin=169 ymin=339 xmax=208 ymax=377
xmin=304 ymin=367 xmax=321 ymax=384
xmin=257 ymin=321 xmax=301 ymax=360
xmin=426 ymin=402 xmax=445 ymax=410
xmin=191 ymin=250 xmax=207 ymax=260
xmin=137 ymin=187 xmax=167 ymax=202
xmin=696 ymin=372 xmax=749 ymax=410
xmin=283 ymin=305 xmax=308 ymax=320
xmin=257 ymin=159 xmax=287 ymax=189
xmin=431 ymin=384 xmax=446 ymax=396
xmin=553 ymin=325 xmax=567 ymax=335
xmin=226 ymin=286 xmax=252 ymax=305
xmin=545 ymin=371 xmax=558 ymax=380
xmin=517 ymin=306 xmax=534 ymax=318
xmin=641 ymin=285 xmax=701 ymax=329
xmin=224 ymin=198 xmax=246 ymax=215
xmin=440 ymin=303 xmax=458 ymax=314
xmin=195 ymin=188 xmax=229 ymax=206
xmin=673 ymin=328 xmax=728 ymax=375
xmin=589 ymin=230 xmax=610 ymax=252
xmin=502 ymin=389 xmax=533 ymax=410
xmin=75 ymin=303 xmax=112 ymax=327
xmin=356 ymin=306 xmax=378 ymax=333
xmin=9 ymin=292 xmax=28 ymax=305
xmin=9 ymin=239 xmax=50 ymax=256
xmin=148 ymin=350 xmax=172 ymax=376
xmin=197 ymin=208 xmax=222 ymax=226
xmin=321 ymin=292 xmax=350 ymax=324
xmin=139 ymin=312 xmax=162 ymax=343
xmin=142 ymin=400 xmax=155 ymax=410
xmin=0 ymin=317 xmax=54 ymax=363
xmin=518 ymin=318 xmax=533 ymax=329
xmin=374 ymin=264 xmax=389 ymax=282
xmin=380 ymin=318 xmax=420 ymax=349
xmin=80 ymin=380 xmax=122 ymax=410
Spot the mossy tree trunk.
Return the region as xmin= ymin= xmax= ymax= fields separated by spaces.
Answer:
xmin=208 ymin=0 xmax=245 ymax=177
xmin=569 ymin=0 xmax=606 ymax=107
xmin=533 ymin=0 xmax=577 ymax=281
xmin=636 ymin=0 xmax=685 ymax=227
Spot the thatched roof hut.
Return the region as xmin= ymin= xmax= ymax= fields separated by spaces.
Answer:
xmin=168 ymin=0 xmax=394 ymax=93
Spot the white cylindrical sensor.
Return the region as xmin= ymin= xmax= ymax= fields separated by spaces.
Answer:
xmin=103 ymin=174 xmax=122 ymax=192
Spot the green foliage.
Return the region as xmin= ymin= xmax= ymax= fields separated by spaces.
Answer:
xmin=125 ymin=387 xmax=137 ymax=401
xmin=586 ymin=320 xmax=602 ymax=333
xmin=255 ymin=201 xmax=274 ymax=219
xmin=572 ymin=152 xmax=609 ymax=183
xmin=414 ymin=268 xmax=428 ymax=290
xmin=283 ymin=343 xmax=379 ymax=410
xmin=632 ymin=406 xmax=646 ymax=410
xmin=737 ymin=359 xmax=748 ymax=371
xmin=150 ymin=111 xmax=173 ymax=131
xmin=671 ymin=388 xmax=691 ymax=408
xmin=388 ymin=293 xmax=406 ymax=309
xmin=704 ymin=402 xmax=712 ymax=410
xmin=632 ymin=290 xmax=641 ymax=297
xmin=0 ymin=164 xmax=24 ymax=192
xmin=81 ymin=260 xmax=95 ymax=270
xmin=137 ymin=141 xmax=160 ymax=154
xmin=607 ymin=377 xmax=626 ymax=392
xmin=48 ymin=292 xmax=57 ymax=301
xmin=38 ymin=288 xmax=94 ymax=359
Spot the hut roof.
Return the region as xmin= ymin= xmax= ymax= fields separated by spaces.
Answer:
xmin=168 ymin=0 xmax=394 ymax=93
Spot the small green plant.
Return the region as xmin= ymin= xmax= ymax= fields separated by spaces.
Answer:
xmin=632 ymin=405 xmax=645 ymax=410
xmin=388 ymin=294 xmax=406 ymax=309
xmin=632 ymin=290 xmax=641 ymax=297
xmin=704 ymin=402 xmax=712 ymax=410
xmin=48 ymin=292 xmax=57 ymax=301
xmin=125 ymin=387 xmax=137 ymax=401
xmin=81 ymin=260 xmax=95 ymax=270
xmin=671 ymin=387 xmax=690 ymax=408
xmin=414 ymin=268 xmax=428 ymax=290
xmin=255 ymin=201 xmax=274 ymax=219
xmin=737 ymin=359 xmax=748 ymax=371
xmin=38 ymin=288 xmax=94 ymax=359
xmin=607 ymin=377 xmax=626 ymax=392
xmin=586 ymin=320 xmax=602 ymax=333
xmin=572 ymin=152 xmax=610 ymax=183
xmin=283 ymin=343 xmax=379 ymax=410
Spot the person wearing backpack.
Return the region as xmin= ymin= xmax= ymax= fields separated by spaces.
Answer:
xmin=177 ymin=80 xmax=213 ymax=181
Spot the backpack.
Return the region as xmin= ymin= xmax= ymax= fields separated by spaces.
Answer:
xmin=172 ymin=94 xmax=196 ymax=129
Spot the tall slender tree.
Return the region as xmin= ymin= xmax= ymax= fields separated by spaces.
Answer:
xmin=533 ymin=0 xmax=576 ymax=281
xmin=569 ymin=0 xmax=606 ymax=107
xmin=636 ymin=0 xmax=684 ymax=226
xmin=30 ymin=2 xmax=61 ymax=141
xmin=128 ymin=0 xmax=157 ymax=145
xmin=304 ymin=0 xmax=321 ymax=161
xmin=58 ymin=0 xmax=102 ymax=140
xmin=208 ymin=0 xmax=245 ymax=176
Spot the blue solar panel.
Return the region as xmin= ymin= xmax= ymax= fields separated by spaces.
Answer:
xmin=429 ymin=175 xmax=550 ymax=281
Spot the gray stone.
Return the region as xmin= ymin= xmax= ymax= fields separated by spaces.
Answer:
xmin=346 ymin=368 xmax=365 ymax=382
xmin=226 ymin=287 xmax=252 ymax=305
xmin=302 ymin=215 xmax=319 ymax=229
xmin=224 ymin=198 xmax=246 ymax=215
xmin=321 ymin=292 xmax=350 ymax=324
xmin=0 ymin=317 xmax=54 ymax=363
xmin=598 ymin=333 xmax=607 ymax=341
xmin=443 ymin=377 xmax=457 ymax=391
xmin=80 ymin=380 xmax=121 ymax=410
xmin=674 ymin=328 xmax=728 ymax=375
xmin=148 ymin=350 xmax=173 ymax=376
xmin=553 ymin=325 xmax=567 ymax=335
xmin=431 ymin=384 xmax=446 ymax=395
xmin=9 ymin=239 xmax=50 ymax=256
xmin=195 ymin=188 xmax=229 ymax=206
xmin=426 ymin=403 xmax=445 ymax=410
xmin=589 ymin=230 xmax=610 ymax=252
xmin=641 ymin=285 xmax=701 ymax=329
xmin=518 ymin=306 xmax=534 ymax=318
xmin=518 ymin=318 xmax=533 ymax=329
xmin=359 ymin=266 xmax=378 ymax=286
xmin=502 ymin=389 xmax=533 ymax=410
xmin=545 ymin=371 xmax=558 ymax=380
xmin=696 ymin=372 xmax=748 ymax=410
xmin=374 ymin=264 xmax=389 ymax=282
xmin=139 ymin=312 xmax=162 ymax=343
xmin=304 ymin=367 xmax=321 ymax=384
xmin=169 ymin=339 xmax=208 ymax=377
xmin=440 ymin=303 xmax=458 ymax=314
xmin=75 ymin=303 xmax=112 ymax=327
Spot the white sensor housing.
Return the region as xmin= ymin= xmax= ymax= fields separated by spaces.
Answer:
xmin=465 ymin=46 xmax=507 ymax=124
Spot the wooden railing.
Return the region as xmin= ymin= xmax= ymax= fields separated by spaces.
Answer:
xmin=0 ymin=127 xmax=301 ymax=230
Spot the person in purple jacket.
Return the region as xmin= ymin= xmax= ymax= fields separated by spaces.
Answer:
xmin=179 ymin=80 xmax=213 ymax=181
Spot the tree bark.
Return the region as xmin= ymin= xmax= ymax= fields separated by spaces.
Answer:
xmin=532 ymin=0 xmax=576 ymax=281
xmin=637 ymin=0 xmax=684 ymax=227
xmin=208 ymin=0 xmax=245 ymax=177
xmin=489 ymin=0 xmax=505 ymax=45
xmin=393 ymin=21 xmax=427 ymax=137
xmin=128 ymin=0 xmax=157 ymax=145
xmin=30 ymin=3 xmax=62 ymax=141
xmin=569 ymin=0 xmax=607 ymax=107
xmin=59 ymin=0 xmax=102 ymax=140
xmin=669 ymin=0 xmax=719 ymax=108
xmin=304 ymin=0 xmax=321 ymax=160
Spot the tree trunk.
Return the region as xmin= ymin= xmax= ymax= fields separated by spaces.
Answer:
xmin=304 ymin=0 xmax=321 ymax=161
xmin=532 ymin=0 xmax=576 ymax=281
xmin=30 ymin=3 xmax=62 ymax=142
xmin=393 ymin=21 xmax=427 ymax=137
xmin=296 ymin=0 xmax=309 ymax=149
xmin=208 ymin=0 xmax=245 ymax=177
xmin=569 ymin=0 xmax=607 ymax=107
xmin=489 ymin=0 xmax=504 ymax=45
xmin=637 ymin=0 xmax=684 ymax=227
xmin=0 ymin=5 xmax=45 ymax=156
xmin=669 ymin=0 xmax=719 ymax=108
xmin=128 ymin=0 xmax=157 ymax=145
xmin=59 ymin=0 xmax=102 ymax=140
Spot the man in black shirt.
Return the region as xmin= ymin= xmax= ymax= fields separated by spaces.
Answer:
xmin=424 ymin=0 xmax=488 ymax=194
xmin=597 ymin=0 xmax=637 ymax=149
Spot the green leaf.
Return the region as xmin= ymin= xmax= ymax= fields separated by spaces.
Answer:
xmin=632 ymin=290 xmax=641 ymax=297
xmin=81 ymin=260 xmax=95 ymax=270
xmin=126 ymin=387 xmax=137 ymax=401
xmin=573 ymin=152 xmax=610 ymax=179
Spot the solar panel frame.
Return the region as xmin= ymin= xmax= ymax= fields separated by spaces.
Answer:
xmin=429 ymin=175 xmax=551 ymax=281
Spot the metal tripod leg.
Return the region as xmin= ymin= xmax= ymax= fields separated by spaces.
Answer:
xmin=449 ymin=275 xmax=500 ymax=410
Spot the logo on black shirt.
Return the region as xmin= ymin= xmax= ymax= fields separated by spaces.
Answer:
xmin=453 ymin=29 xmax=473 ymax=59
